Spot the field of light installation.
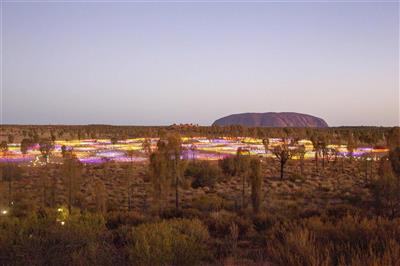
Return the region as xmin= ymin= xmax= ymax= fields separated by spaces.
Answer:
xmin=0 ymin=137 xmax=389 ymax=165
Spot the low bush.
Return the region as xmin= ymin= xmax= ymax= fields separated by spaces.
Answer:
xmin=192 ymin=194 xmax=224 ymax=212
xmin=186 ymin=161 xmax=222 ymax=188
xmin=218 ymin=157 xmax=236 ymax=176
xmin=0 ymin=212 xmax=117 ymax=265
xmin=128 ymin=218 xmax=209 ymax=266
xmin=106 ymin=211 xmax=147 ymax=229
xmin=206 ymin=210 xmax=253 ymax=239
xmin=265 ymin=215 xmax=400 ymax=266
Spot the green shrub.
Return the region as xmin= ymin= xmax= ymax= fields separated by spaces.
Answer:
xmin=218 ymin=157 xmax=236 ymax=176
xmin=0 ymin=212 xmax=117 ymax=265
xmin=192 ymin=194 xmax=224 ymax=212
xmin=106 ymin=211 xmax=146 ymax=229
xmin=186 ymin=161 xmax=222 ymax=188
xmin=206 ymin=210 xmax=252 ymax=239
xmin=265 ymin=215 xmax=400 ymax=266
xmin=128 ymin=218 xmax=209 ymax=265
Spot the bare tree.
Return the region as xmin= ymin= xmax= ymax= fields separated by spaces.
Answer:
xmin=62 ymin=151 xmax=82 ymax=214
xmin=272 ymin=140 xmax=293 ymax=180
xmin=235 ymin=148 xmax=250 ymax=209
xmin=249 ymin=157 xmax=263 ymax=214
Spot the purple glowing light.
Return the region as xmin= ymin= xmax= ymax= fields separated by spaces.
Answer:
xmin=0 ymin=157 xmax=33 ymax=163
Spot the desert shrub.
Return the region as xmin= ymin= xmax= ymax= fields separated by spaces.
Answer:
xmin=160 ymin=207 xmax=185 ymax=219
xmin=0 ymin=212 xmax=117 ymax=266
xmin=266 ymin=225 xmax=332 ymax=266
xmin=370 ymin=173 xmax=400 ymax=218
xmin=206 ymin=210 xmax=252 ymax=239
xmin=180 ymin=208 xmax=203 ymax=219
xmin=252 ymin=212 xmax=276 ymax=232
xmin=206 ymin=210 xmax=237 ymax=237
xmin=233 ymin=214 xmax=254 ymax=238
xmin=192 ymin=194 xmax=224 ymax=212
xmin=324 ymin=204 xmax=358 ymax=220
xmin=128 ymin=218 xmax=209 ymax=265
xmin=265 ymin=215 xmax=400 ymax=266
xmin=185 ymin=161 xmax=222 ymax=188
xmin=106 ymin=211 xmax=147 ymax=229
xmin=288 ymin=173 xmax=306 ymax=183
xmin=298 ymin=208 xmax=322 ymax=219
xmin=160 ymin=208 xmax=203 ymax=220
xmin=10 ymin=192 xmax=37 ymax=218
xmin=218 ymin=157 xmax=236 ymax=176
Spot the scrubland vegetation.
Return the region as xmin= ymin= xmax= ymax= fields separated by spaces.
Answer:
xmin=0 ymin=125 xmax=399 ymax=265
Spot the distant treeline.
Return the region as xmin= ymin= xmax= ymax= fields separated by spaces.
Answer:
xmin=1 ymin=124 xmax=399 ymax=148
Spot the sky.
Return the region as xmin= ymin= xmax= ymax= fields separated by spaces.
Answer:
xmin=1 ymin=1 xmax=399 ymax=126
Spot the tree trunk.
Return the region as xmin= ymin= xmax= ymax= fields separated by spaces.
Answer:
xmin=128 ymin=185 xmax=132 ymax=211
xmin=280 ymin=161 xmax=284 ymax=180
xmin=175 ymin=177 xmax=179 ymax=210
xmin=242 ymin=176 xmax=246 ymax=208
xmin=341 ymin=157 xmax=344 ymax=173
xmin=68 ymin=175 xmax=72 ymax=215
xmin=300 ymin=158 xmax=304 ymax=176
xmin=8 ymin=180 xmax=12 ymax=207
xmin=175 ymin=160 xmax=179 ymax=210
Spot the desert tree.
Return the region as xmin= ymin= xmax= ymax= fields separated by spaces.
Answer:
xmin=61 ymin=145 xmax=68 ymax=158
xmin=310 ymin=135 xmax=320 ymax=173
xmin=361 ymin=152 xmax=373 ymax=182
xmin=319 ymin=136 xmax=328 ymax=170
xmin=296 ymin=144 xmax=306 ymax=176
xmin=272 ymin=140 xmax=293 ymax=180
xmin=39 ymin=138 xmax=54 ymax=163
xmin=110 ymin=137 xmax=118 ymax=145
xmin=389 ymin=147 xmax=400 ymax=177
xmin=385 ymin=127 xmax=400 ymax=150
xmin=149 ymin=134 xmax=185 ymax=211
xmin=149 ymin=149 xmax=168 ymax=213
xmin=20 ymin=138 xmax=32 ymax=156
xmin=262 ymin=137 xmax=270 ymax=155
xmin=38 ymin=139 xmax=54 ymax=207
xmin=0 ymin=141 xmax=8 ymax=156
xmin=371 ymin=156 xmax=400 ymax=219
xmin=95 ymin=180 xmax=107 ymax=214
xmin=164 ymin=134 xmax=185 ymax=210
xmin=347 ymin=132 xmax=356 ymax=160
xmin=0 ymin=163 xmax=23 ymax=207
xmin=249 ymin=157 xmax=263 ymax=214
xmin=235 ymin=147 xmax=251 ymax=209
xmin=126 ymin=148 xmax=136 ymax=211
xmin=62 ymin=151 xmax=82 ymax=214
xmin=7 ymin=134 xmax=14 ymax=144
xmin=142 ymin=138 xmax=152 ymax=155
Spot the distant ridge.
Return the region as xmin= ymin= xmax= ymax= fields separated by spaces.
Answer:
xmin=212 ymin=112 xmax=328 ymax=127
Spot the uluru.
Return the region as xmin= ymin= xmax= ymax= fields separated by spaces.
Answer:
xmin=212 ymin=112 xmax=328 ymax=127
